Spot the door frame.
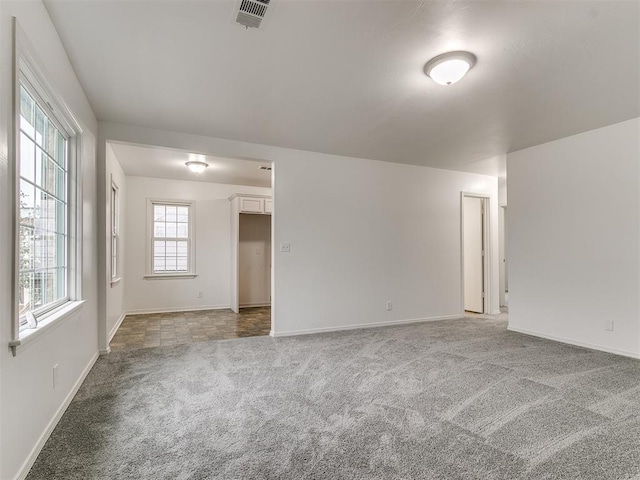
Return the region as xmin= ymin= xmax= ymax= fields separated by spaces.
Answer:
xmin=460 ymin=192 xmax=492 ymax=315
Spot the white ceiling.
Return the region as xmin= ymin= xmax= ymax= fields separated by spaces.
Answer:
xmin=109 ymin=142 xmax=272 ymax=188
xmin=45 ymin=1 xmax=639 ymax=177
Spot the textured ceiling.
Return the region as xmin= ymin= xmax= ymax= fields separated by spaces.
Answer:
xmin=45 ymin=0 xmax=640 ymax=176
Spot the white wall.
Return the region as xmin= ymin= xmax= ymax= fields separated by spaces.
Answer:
xmin=124 ymin=176 xmax=271 ymax=313
xmin=0 ymin=2 xmax=99 ymax=479
xmin=239 ymin=214 xmax=271 ymax=307
xmin=508 ymin=118 xmax=640 ymax=358
xmin=99 ymin=121 xmax=501 ymax=337
xmin=105 ymin=144 xmax=127 ymax=341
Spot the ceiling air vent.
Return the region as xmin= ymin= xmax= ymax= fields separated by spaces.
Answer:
xmin=259 ymin=165 xmax=272 ymax=171
xmin=236 ymin=0 xmax=270 ymax=29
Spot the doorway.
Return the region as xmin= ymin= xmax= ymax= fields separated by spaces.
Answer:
xmin=462 ymin=194 xmax=489 ymax=314
xmin=238 ymin=213 xmax=271 ymax=308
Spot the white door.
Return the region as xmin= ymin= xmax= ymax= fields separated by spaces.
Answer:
xmin=464 ymin=197 xmax=484 ymax=313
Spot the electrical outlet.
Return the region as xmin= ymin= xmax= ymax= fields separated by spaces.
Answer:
xmin=53 ymin=364 xmax=59 ymax=389
xmin=280 ymin=242 xmax=291 ymax=253
xmin=604 ymin=320 xmax=614 ymax=331
xmin=197 ymin=290 xmax=203 ymax=298
xmin=386 ymin=301 xmax=393 ymax=311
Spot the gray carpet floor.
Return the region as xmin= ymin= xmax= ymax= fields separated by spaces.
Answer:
xmin=27 ymin=318 xmax=640 ymax=479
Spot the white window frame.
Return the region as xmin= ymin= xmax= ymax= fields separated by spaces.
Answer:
xmin=110 ymin=178 xmax=121 ymax=285
xmin=144 ymin=199 xmax=197 ymax=279
xmin=9 ymin=20 xmax=85 ymax=356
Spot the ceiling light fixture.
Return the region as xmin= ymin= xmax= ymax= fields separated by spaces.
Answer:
xmin=185 ymin=160 xmax=209 ymax=173
xmin=424 ymin=51 xmax=477 ymax=86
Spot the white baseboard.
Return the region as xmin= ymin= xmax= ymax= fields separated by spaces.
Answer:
xmin=16 ymin=351 xmax=99 ymax=480
xmin=125 ymin=304 xmax=230 ymax=316
xmin=239 ymin=302 xmax=270 ymax=308
xmin=108 ymin=312 xmax=127 ymax=343
xmin=507 ymin=326 xmax=640 ymax=359
xmin=271 ymin=314 xmax=462 ymax=337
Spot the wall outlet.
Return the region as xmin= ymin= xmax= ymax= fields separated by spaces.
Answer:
xmin=280 ymin=242 xmax=291 ymax=253
xmin=197 ymin=290 xmax=203 ymax=298
xmin=52 ymin=364 xmax=59 ymax=389
xmin=386 ymin=301 xmax=393 ymax=311
xmin=604 ymin=320 xmax=614 ymax=331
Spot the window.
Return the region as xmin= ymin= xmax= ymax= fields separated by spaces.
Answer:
xmin=10 ymin=25 xmax=83 ymax=354
xmin=18 ymin=86 xmax=69 ymax=329
xmin=110 ymin=181 xmax=120 ymax=283
xmin=146 ymin=200 xmax=196 ymax=278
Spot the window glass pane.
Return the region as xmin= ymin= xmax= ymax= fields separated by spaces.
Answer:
xmin=153 ymin=257 xmax=165 ymax=272
xmin=20 ymin=133 xmax=35 ymax=183
xmin=165 ymin=257 xmax=177 ymax=271
xmin=166 ymin=206 xmax=177 ymax=222
xmin=45 ymin=121 xmax=57 ymax=158
xmin=154 ymin=241 xmax=166 ymax=256
xmin=20 ymin=86 xmax=35 ymax=137
xmin=166 ymin=241 xmax=177 ymax=256
xmin=154 ymin=222 xmax=165 ymax=237
xmin=154 ymin=205 xmax=165 ymax=221
xmin=34 ymin=106 xmax=46 ymax=147
xmin=176 ymin=257 xmax=188 ymax=271
xmin=177 ymin=207 xmax=188 ymax=222
xmin=19 ymin=180 xmax=35 ymax=227
xmin=177 ymin=241 xmax=188 ymax=256
xmin=18 ymin=271 xmax=34 ymax=316
xmin=166 ymin=222 xmax=177 ymax=238
xmin=20 ymin=226 xmax=34 ymax=271
xmin=177 ymin=223 xmax=188 ymax=238
xmin=35 ymin=147 xmax=47 ymax=190
xmin=56 ymin=131 xmax=66 ymax=168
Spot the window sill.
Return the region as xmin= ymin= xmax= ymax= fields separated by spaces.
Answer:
xmin=111 ymin=277 xmax=122 ymax=287
xmin=143 ymin=273 xmax=198 ymax=280
xmin=9 ymin=300 xmax=86 ymax=356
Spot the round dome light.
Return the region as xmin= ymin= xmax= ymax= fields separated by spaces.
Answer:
xmin=424 ymin=51 xmax=477 ymax=86
xmin=185 ymin=161 xmax=209 ymax=173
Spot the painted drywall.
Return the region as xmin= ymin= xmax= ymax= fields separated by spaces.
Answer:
xmin=124 ymin=176 xmax=271 ymax=314
xmin=0 ymin=2 xmax=99 ymax=479
xmin=508 ymin=117 xmax=640 ymax=358
xmin=239 ymin=214 xmax=271 ymax=307
xmin=105 ymin=144 xmax=127 ymax=341
xmin=99 ymin=121 xmax=501 ymax=338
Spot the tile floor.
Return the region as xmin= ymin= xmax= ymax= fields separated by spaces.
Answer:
xmin=109 ymin=306 xmax=271 ymax=351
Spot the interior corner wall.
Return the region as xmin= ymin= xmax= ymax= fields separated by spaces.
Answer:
xmin=105 ymin=144 xmax=127 ymax=341
xmin=507 ymin=117 xmax=640 ymax=358
xmin=123 ymin=176 xmax=271 ymax=314
xmin=0 ymin=2 xmax=99 ymax=479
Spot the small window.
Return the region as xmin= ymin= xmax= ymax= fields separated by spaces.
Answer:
xmin=110 ymin=181 xmax=119 ymax=282
xmin=146 ymin=200 xmax=196 ymax=278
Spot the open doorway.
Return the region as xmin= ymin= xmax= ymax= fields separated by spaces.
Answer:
xmin=461 ymin=193 xmax=489 ymax=314
xmin=102 ymin=141 xmax=275 ymax=352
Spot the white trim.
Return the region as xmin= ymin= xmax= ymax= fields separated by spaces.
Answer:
xmin=507 ymin=326 xmax=640 ymax=360
xmin=270 ymin=314 xmax=462 ymax=338
xmin=99 ymin=347 xmax=111 ymax=355
xmin=239 ymin=302 xmax=270 ymax=308
xmin=125 ymin=304 xmax=230 ymax=316
xmin=110 ymin=277 xmax=122 ymax=286
xmin=15 ymin=351 xmax=99 ymax=480
xmin=108 ymin=312 xmax=127 ymax=343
